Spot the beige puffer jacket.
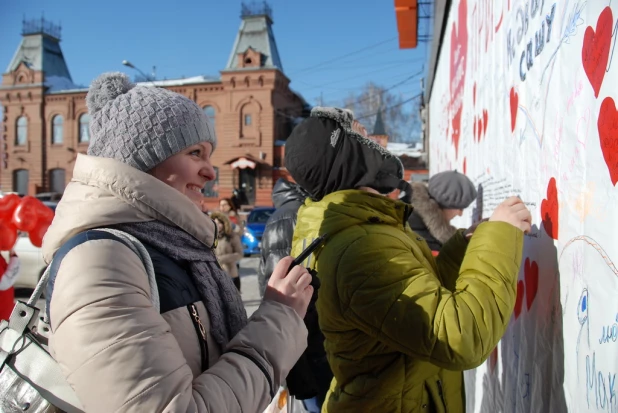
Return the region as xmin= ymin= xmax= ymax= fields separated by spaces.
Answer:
xmin=42 ymin=154 xmax=308 ymax=413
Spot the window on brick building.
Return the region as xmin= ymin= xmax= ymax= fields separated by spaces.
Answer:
xmin=13 ymin=169 xmax=29 ymax=195
xmin=49 ymin=168 xmax=66 ymax=193
xmin=202 ymin=166 xmax=219 ymax=198
xmin=52 ymin=115 xmax=64 ymax=144
xmin=79 ymin=114 xmax=90 ymax=143
xmin=203 ymin=106 xmax=215 ymax=131
xmin=16 ymin=116 xmax=27 ymax=146
xmin=244 ymin=114 xmax=252 ymax=126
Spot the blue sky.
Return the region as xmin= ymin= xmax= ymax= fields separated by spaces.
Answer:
xmin=1 ymin=0 xmax=429 ymax=112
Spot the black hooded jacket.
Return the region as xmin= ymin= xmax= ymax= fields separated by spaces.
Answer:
xmin=257 ymin=178 xmax=309 ymax=296
xmin=257 ymin=179 xmax=333 ymax=402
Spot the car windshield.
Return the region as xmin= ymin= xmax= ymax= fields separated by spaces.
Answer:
xmin=248 ymin=209 xmax=274 ymax=224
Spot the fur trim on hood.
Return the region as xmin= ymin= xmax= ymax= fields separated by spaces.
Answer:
xmin=411 ymin=182 xmax=457 ymax=244
xmin=211 ymin=211 xmax=233 ymax=237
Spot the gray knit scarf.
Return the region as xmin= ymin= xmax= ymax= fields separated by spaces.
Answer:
xmin=113 ymin=220 xmax=248 ymax=347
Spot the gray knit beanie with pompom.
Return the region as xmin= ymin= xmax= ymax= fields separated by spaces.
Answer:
xmin=86 ymin=72 xmax=216 ymax=171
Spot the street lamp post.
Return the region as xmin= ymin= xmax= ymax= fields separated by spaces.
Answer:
xmin=122 ymin=60 xmax=156 ymax=82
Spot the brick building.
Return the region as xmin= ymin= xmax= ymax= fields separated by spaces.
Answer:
xmin=0 ymin=5 xmax=309 ymax=209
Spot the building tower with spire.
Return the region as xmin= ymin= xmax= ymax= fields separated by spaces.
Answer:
xmin=1 ymin=17 xmax=78 ymax=195
xmin=0 ymin=7 xmax=308 ymax=207
xmin=367 ymin=107 xmax=389 ymax=148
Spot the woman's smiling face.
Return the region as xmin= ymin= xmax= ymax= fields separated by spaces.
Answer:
xmin=149 ymin=142 xmax=215 ymax=208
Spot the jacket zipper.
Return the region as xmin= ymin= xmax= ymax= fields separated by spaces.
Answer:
xmin=437 ymin=379 xmax=446 ymax=410
xmin=188 ymin=304 xmax=209 ymax=371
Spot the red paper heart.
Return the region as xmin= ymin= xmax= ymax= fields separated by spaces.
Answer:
xmin=449 ymin=0 xmax=468 ymax=158
xmin=489 ymin=347 xmax=498 ymax=374
xmin=483 ymin=109 xmax=488 ymax=137
xmin=509 ymin=87 xmax=518 ymax=132
xmin=477 ymin=116 xmax=483 ymax=142
xmin=479 ymin=117 xmax=484 ymax=142
xmin=473 ymin=82 xmax=477 ymax=106
xmin=473 ymin=118 xmax=477 ymax=141
xmin=514 ymin=280 xmax=524 ymax=319
xmin=597 ymin=97 xmax=618 ymax=185
xmin=463 ymin=157 xmax=467 ymax=175
xmin=582 ymin=7 xmax=613 ymax=98
xmin=524 ymin=258 xmax=539 ymax=310
xmin=541 ymin=178 xmax=559 ymax=240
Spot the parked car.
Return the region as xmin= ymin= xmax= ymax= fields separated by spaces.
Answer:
xmin=35 ymin=192 xmax=63 ymax=202
xmin=241 ymin=207 xmax=275 ymax=256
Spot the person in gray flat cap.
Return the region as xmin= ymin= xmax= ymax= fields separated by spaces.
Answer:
xmin=41 ymin=72 xmax=312 ymax=413
xmin=408 ymin=170 xmax=478 ymax=253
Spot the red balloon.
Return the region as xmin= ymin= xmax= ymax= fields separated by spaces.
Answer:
xmin=29 ymin=221 xmax=50 ymax=248
xmin=12 ymin=196 xmax=38 ymax=232
xmin=0 ymin=221 xmax=18 ymax=251
xmin=33 ymin=199 xmax=54 ymax=223
xmin=0 ymin=194 xmax=21 ymax=221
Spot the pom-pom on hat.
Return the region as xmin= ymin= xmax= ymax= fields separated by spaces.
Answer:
xmin=86 ymin=72 xmax=216 ymax=171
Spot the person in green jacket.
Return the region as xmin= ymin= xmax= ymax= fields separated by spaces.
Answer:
xmin=284 ymin=107 xmax=532 ymax=413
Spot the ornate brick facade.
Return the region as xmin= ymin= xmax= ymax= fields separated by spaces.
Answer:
xmin=0 ymin=12 xmax=307 ymax=208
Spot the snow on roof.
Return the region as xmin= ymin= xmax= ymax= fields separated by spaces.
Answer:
xmin=45 ymin=75 xmax=221 ymax=94
xmin=135 ymin=76 xmax=220 ymax=87
xmin=386 ymin=142 xmax=424 ymax=157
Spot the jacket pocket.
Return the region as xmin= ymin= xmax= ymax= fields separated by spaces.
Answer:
xmin=423 ymin=378 xmax=447 ymax=413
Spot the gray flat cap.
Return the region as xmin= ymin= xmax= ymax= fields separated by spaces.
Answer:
xmin=428 ymin=170 xmax=477 ymax=209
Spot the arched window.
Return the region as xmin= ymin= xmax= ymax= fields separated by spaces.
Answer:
xmin=79 ymin=114 xmax=90 ymax=143
xmin=203 ymin=106 xmax=215 ymax=131
xmin=16 ymin=116 xmax=27 ymax=146
xmin=240 ymin=103 xmax=257 ymax=139
xmin=13 ymin=169 xmax=29 ymax=195
xmin=52 ymin=115 xmax=64 ymax=144
xmin=49 ymin=168 xmax=66 ymax=193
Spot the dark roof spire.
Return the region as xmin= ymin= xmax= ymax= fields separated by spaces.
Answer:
xmin=373 ymin=107 xmax=387 ymax=135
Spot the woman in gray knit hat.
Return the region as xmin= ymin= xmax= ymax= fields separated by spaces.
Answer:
xmin=42 ymin=72 xmax=312 ymax=413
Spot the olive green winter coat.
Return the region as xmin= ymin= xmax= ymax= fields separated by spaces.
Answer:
xmin=291 ymin=190 xmax=523 ymax=413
